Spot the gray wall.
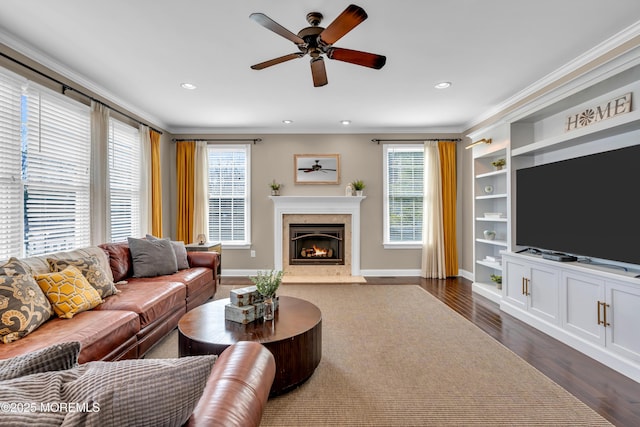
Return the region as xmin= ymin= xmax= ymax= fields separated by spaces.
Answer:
xmin=162 ymin=133 xmax=473 ymax=274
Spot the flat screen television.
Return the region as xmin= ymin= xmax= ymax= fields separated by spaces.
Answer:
xmin=516 ymin=143 xmax=640 ymax=266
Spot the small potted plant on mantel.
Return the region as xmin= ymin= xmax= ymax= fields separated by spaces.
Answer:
xmin=351 ymin=179 xmax=365 ymax=196
xmin=269 ymin=179 xmax=281 ymax=196
xmin=250 ymin=269 xmax=284 ymax=320
xmin=491 ymin=158 xmax=506 ymax=171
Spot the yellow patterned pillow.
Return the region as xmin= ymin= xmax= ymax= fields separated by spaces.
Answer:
xmin=35 ymin=266 xmax=103 ymax=319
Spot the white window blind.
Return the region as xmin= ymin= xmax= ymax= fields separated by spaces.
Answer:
xmin=384 ymin=144 xmax=424 ymax=245
xmin=0 ymin=69 xmax=25 ymax=259
xmin=208 ymin=144 xmax=250 ymax=245
xmin=108 ymin=118 xmax=141 ymax=242
xmin=22 ymin=84 xmax=91 ymax=256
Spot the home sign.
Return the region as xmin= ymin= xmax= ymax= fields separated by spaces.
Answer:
xmin=565 ymin=92 xmax=631 ymax=132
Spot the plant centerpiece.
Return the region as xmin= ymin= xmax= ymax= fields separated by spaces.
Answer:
xmin=269 ymin=179 xmax=281 ymax=196
xmin=250 ymin=269 xmax=284 ymax=320
xmin=351 ymin=179 xmax=365 ymax=196
xmin=491 ymin=158 xmax=506 ymax=170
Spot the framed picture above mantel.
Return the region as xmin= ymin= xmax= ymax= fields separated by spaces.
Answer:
xmin=294 ymin=154 xmax=340 ymax=184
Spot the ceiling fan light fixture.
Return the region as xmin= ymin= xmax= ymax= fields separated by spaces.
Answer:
xmin=434 ymin=81 xmax=452 ymax=89
xmin=180 ymin=82 xmax=197 ymax=90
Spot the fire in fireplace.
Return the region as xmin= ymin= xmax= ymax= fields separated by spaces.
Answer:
xmin=289 ymin=223 xmax=344 ymax=265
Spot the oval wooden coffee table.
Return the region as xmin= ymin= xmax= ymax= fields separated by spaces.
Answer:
xmin=178 ymin=296 xmax=322 ymax=396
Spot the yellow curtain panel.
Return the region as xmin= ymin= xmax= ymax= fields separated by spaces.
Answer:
xmin=439 ymin=141 xmax=458 ymax=276
xmin=150 ymin=130 xmax=163 ymax=237
xmin=176 ymin=141 xmax=195 ymax=243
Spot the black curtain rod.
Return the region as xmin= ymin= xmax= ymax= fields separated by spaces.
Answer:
xmin=0 ymin=51 xmax=163 ymax=135
xmin=371 ymin=138 xmax=461 ymax=144
xmin=172 ymin=138 xmax=262 ymax=144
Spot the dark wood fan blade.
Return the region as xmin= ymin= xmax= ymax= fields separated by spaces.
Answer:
xmin=250 ymin=13 xmax=305 ymax=45
xmin=310 ymin=57 xmax=328 ymax=87
xmin=319 ymin=4 xmax=367 ymax=45
xmin=251 ymin=53 xmax=304 ymax=70
xmin=327 ymin=47 xmax=386 ymax=69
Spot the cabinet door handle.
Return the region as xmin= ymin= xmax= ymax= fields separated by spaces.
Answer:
xmin=597 ymin=301 xmax=611 ymax=327
xmin=525 ymin=278 xmax=530 ymax=296
xmin=603 ymin=302 xmax=610 ymax=327
xmin=522 ymin=277 xmax=526 ymax=295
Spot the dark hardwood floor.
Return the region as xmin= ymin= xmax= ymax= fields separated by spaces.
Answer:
xmin=224 ymin=275 xmax=640 ymax=426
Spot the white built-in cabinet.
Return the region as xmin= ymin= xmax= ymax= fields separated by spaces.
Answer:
xmin=501 ymin=252 xmax=640 ymax=382
xmin=562 ymin=270 xmax=640 ymax=364
xmin=467 ymin=50 xmax=640 ymax=382
xmin=503 ymin=255 xmax=559 ymax=325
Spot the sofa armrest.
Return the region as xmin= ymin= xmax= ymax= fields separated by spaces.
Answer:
xmin=187 ymin=251 xmax=219 ymax=271
xmin=185 ymin=341 xmax=276 ymax=427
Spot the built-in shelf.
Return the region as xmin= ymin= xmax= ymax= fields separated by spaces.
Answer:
xmin=476 ymin=217 xmax=508 ymax=222
xmin=512 ymin=108 xmax=640 ymax=157
xmin=475 ymin=169 xmax=508 ymax=179
xmin=475 ymin=193 xmax=508 ymax=200
xmin=476 ymin=238 xmax=508 ymax=247
xmin=477 ymin=260 xmax=503 ymax=270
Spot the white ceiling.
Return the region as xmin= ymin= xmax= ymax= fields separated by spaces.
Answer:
xmin=1 ymin=1 xmax=639 ymax=134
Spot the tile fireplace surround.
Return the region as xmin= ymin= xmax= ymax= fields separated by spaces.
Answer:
xmin=270 ymin=196 xmax=365 ymax=276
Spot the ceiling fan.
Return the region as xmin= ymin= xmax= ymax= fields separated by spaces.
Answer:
xmin=250 ymin=4 xmax=386 ymax=87
xmin=298 ymin=160 xmax=337 ymax=173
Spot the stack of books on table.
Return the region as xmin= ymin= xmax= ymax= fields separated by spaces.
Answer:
xmin=224 ymin=286 xmax=279 ymax=324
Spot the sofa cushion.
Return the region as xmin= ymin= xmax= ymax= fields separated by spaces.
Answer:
xmin=34 ymin=266 xmax=103 ymax=319
xmin=128 ymin=237 xmax=178 ymax=278
xmin=0 ymin=355 xmax=216 ymax=427
xmin=99 ymin=241 xmax=133 ymax=282
xmin=0 ymin=341 xmax=80 ymax=381
xmin=94 ymin=279 xmax=186 ymax=328
xmin=146 ymin=234 xmax=190 ymax=270
xmin=19 ymin=246 xmax=114 ymax=282
xmin=0 ymin=310 xmax=140 ymax=364
xmin=47 ymin=256 xmax=119 ymax=298
xmin=0 ymin=258 xmax=53 ymax=344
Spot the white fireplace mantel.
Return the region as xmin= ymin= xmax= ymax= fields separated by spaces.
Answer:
xmin=270 ymin=196 xmax=365 ymax=275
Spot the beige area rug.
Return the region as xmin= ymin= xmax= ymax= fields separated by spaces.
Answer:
xmin=282 ymin=275 xmax=366 ymax=284
xmin=147 ymin=285 xmax=610 ymax=426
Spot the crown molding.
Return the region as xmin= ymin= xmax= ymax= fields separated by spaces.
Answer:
xmin=0 ymin=29 xmax=168 ymax=131
xmin=464 ymin=20 xmax=640 ymax=133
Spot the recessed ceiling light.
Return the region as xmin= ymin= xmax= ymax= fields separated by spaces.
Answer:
xmin=282 ymin=120 xmax=293 ymax=124
xmin=340 ymin=120 xmax=351 ymax=125
xmin=434 ymin=81 xmax=452 ymax=89
xmin=180 ymin=82 xmax=197 ymax=90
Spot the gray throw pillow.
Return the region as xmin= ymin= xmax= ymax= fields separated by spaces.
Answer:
xmin=0 ymin=355 xmax=217 ymax=427
xmin=145 ymin=234 xmax=190 ymax=270
xmin=128 ymin=237 xmax=178 ymax=278
xmin=0 ymin=341 xmax=80 ymax=381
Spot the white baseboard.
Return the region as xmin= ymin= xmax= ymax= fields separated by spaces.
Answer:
xmin=223 ymin=268 xmax=471 ymax=279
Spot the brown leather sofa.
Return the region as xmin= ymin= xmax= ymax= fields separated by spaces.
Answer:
xmin=186 ymin=341 xmax=276 ymax=427
xmin=2 ymin=245 xmax=277 ymax=426
xmin=0 ymin=242 xmax=219 ymax=362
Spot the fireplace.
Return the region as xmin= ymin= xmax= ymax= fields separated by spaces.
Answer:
xmin=289 ymin=223 xmax=345 ymax=265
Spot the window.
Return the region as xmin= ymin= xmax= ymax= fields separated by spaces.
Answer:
xmin=21 ymin=83 xmax=91 ymax=256
xmin=0 ymin=69 xmax=24 ymax=259
xmin=108 ymin=119 xmax=141 ymax=242
xmin=207 ymin=144 xmax=250 ymax=246
xmin=383 ymin=144 xmax=424 ymax=247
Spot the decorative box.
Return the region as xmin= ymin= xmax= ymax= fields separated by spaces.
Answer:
xmin=224 ymin=303 xmax=258 ymax=324
xmin=230 ymin=286 xmax=263 ymax=307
